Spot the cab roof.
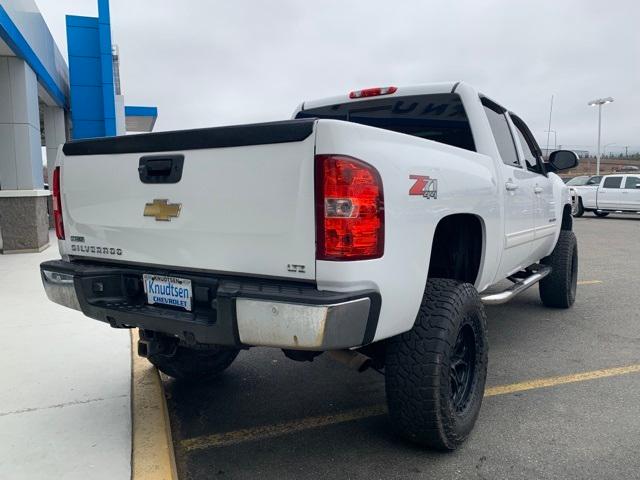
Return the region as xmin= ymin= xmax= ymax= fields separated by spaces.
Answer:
xmin=301 ymin=81 xmax=464 ymax=111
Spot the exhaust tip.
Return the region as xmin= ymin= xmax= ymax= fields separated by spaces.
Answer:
xmin=327 ymin=350 xmax=372 ymax=372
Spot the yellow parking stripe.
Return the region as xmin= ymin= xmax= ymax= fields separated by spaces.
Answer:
xmin=180 ymin=363 xmax=640 ymax=451
xmin=181 ymin=405 xmax=387 ymax=451
xmin=484 ymin=364 xmax=640 ymax=397
xmin=131 ymin=330 xmax=178 ymax=480
xmin=577 ymin=280 xmax=603 ymax=285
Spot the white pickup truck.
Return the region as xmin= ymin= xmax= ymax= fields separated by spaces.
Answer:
xmin=41 ymin=81 xmax=579 ymax=450
xmin=572 ymin=174 xmax=640 ymax=217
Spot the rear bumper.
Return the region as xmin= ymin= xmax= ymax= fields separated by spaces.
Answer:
xmin=40 ymin=260 xmax=380 ymax=350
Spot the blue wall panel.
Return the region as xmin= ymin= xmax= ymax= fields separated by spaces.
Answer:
xmin=66 ymin=56 xmax=101 ymax=86
xmin=72 ymin=121 xmax=104 ymax=139
xmin=66 ymin=21 xmax=99 ymax=57
xmin=97 ymin=0 xmax=116 ymax=136
xmin=66 ymin=0 xmax=116 ymax=139
xmin=69 ymin=86 xmax=104 ymax=120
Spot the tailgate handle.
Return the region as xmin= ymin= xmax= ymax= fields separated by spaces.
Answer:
xmin=138 ymin=155 xmax=184 ymax=184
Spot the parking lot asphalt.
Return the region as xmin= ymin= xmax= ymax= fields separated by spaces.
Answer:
xmin=163 ymin=215 xmax=640 ymax=480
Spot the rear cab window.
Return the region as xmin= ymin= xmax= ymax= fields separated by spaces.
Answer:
xmin=602 ymin=176 xmax=623 ymax=188
xmin=296 ymin=93 xmax=476 ymax=152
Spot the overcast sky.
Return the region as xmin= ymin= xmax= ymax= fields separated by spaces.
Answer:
xmin=37 ymin=0 xmax=640 ymax=153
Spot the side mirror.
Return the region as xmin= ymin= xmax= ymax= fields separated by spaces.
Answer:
xmin=548 ymin=150 xmax=579 ymax=172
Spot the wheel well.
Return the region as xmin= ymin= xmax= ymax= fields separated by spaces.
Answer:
xmin=427 ymin=214 xmax=483 ymax=285
xmin=562 ymin=204 xmax=572 ymax=230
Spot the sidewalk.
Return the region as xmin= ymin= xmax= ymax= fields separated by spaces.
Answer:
xmin=0 ymin=233 xmax=132 ymax=479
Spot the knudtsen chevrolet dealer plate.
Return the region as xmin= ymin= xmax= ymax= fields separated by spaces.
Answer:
xmin=143 ymin=274 xmax=193 ymax=311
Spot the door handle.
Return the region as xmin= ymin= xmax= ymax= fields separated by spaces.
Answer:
xmin=505 ymin=182 xmax=519 ymax=191
xmin=534 ymin=186 xmax=543 ymax=194
xmin=138 ymin=155 xmax=185 ymax=184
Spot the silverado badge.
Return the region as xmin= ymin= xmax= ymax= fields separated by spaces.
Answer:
xmin=143 ymin=199 xmax=182 ymax=221
xmin=409 ymin=175 xmax=438 ymax=199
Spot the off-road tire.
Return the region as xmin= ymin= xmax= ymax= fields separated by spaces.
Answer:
xmin=539 ymin=229 xmax=578 ymax=308
xmin=573 ymin=198 xmax=584 ymax=217
xmin=147 ymin=344 xmax=239 ymax=381
xmin=594 ymin=211 xmax=609 ymax=217
xmin=385 ymin=279 xmax=488 ymax=450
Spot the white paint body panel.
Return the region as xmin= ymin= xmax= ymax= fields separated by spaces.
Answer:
xmin=313 ymin=119 xmax=500 ymax=341
xmin=56 ymin=82 xmax=571 ymax=344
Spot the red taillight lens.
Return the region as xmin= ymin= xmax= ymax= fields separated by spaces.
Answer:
xmin=348 ymin=86 xmax=397 ymax=99
xmin=52 ymin=166 xmax=65 ymax=240
xmin=315 ymin=155 xmax=384 ymax=260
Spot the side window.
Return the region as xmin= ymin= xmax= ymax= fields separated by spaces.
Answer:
xmin=482 ymin=101 xmax=520 ymax=168
xmin=603 ymin=177 xmax=622 ymax=189
xmin=510 ymin=115 xmax=544 ymax=174
xmin=624 ymin=176 xmax=640 ymax=189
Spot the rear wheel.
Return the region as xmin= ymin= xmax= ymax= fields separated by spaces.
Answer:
xmin=139 ymin=331 xmax=240 ymax=381
xmin=539 ymin=230 xmax=578 ymax=308
xmin=385 ymin=279 xmax=488 ymax=450
xmin=594 ymin=211 xmax=609 ymax=217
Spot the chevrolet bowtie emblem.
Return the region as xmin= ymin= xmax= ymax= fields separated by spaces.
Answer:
xmin=143 ymin=199 xmax=181 ymax=221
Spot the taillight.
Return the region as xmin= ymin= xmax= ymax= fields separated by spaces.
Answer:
xmin=315 ymin=155 xmax=384 ymax=260
xmin=348 ymin=86 xmax=397 ymax=99
xmin=52 ymin=166 xmax=65 ymax=240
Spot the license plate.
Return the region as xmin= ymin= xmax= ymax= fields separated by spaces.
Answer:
xmin=143 ymin=274 xmax=193 ymax=311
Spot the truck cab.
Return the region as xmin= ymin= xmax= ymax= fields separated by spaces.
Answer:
xmin=295 ymin=82 xmax=573 ymax=281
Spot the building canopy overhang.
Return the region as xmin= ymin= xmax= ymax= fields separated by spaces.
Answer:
xmin=0 ymin=1 xmax=69 ymax=108
xmin=125 ymin=105 xmax=158 ymax=132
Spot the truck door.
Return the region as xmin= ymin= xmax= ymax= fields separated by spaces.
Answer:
xmin=598 ymin=176 xmax=624 ymax=210
xmin=509 ymin=114 xmax=557 ymax=259
xmin=482 ymin=100 xmax=537 ymax=276
xmin=622 ymin=175 xmax=640 ymax=211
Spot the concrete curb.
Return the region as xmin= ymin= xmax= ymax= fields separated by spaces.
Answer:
xmin=130 ymin=329 xmax=178 ymax=480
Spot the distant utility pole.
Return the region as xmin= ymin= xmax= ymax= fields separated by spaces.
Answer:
xmin=544 ymin=129 xmax=557 ymax=149
xmin=545 ymin=95 xmax=554 ymax=158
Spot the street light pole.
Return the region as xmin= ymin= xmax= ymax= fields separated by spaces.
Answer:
xmin=588 ymin=97 xmax=614 ymax=175
xmin=596 ymin=103 xmax=602 ymax=172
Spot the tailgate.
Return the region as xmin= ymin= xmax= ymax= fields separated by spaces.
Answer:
xmin=59 ymin=120 xmax=317 ymax=280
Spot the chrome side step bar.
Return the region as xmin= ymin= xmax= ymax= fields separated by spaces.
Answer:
xmin=480 ymin=265 xmax=552 ymax=305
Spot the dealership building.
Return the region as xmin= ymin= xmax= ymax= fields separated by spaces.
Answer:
xmin=0 ymin=0 xmax=156 ymax=253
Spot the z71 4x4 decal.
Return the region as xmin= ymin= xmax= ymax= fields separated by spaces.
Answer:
xmin=409 ymin=175 xmax=438 ymax=199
